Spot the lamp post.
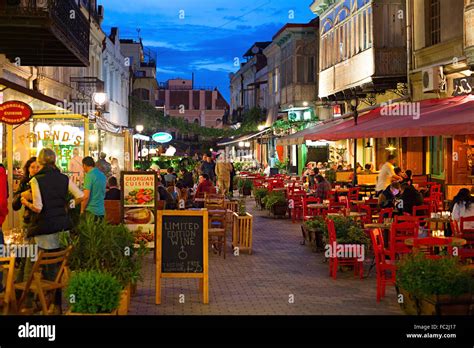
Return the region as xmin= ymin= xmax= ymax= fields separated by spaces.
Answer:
xmin=258 ymin=124 xmax=266 ymax=168
xmin=136 ymin=124 xmax=144 ymax=170
xmin=350 ymin=94 xmax=360 ymax=187
xmin=92 ymin=92 xmax=108 ymax=156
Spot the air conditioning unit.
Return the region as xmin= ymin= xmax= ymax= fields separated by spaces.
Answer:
xmin=422 ymin=66 xmax=445 ymax=93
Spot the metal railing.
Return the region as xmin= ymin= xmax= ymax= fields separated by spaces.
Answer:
xmin=1 ymin=0 xmax=90 ymax=61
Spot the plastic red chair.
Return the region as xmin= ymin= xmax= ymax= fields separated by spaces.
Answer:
xmin=459 ymin=216 xmax=474 ymax=261
xmin=302 ymin=197 xmax=321 ymax=221
xmin=450 ymin=220 xmax=460 ymax=237
xmin=338 ymin=195 xmax=350 ymax=209
xmin=370 ymin=228 xmax=397 ymax=302
xmin=412 ymin=237 xmax=453 ymax=260
xmin=389 ymin=222 xmax=418 ymax=260
xmin=377 ymin=208 xmax=394 ymax=223
xmin=327 ymin=219 xmax=363 ymax=280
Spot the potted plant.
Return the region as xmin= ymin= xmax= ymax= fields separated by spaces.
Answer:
xmin=263 ymin=191 xmax=288 ymax=217
xmin=238 ymin=179 xmax=253 ymax=196
xmin=67 ymin=215 xmax=148 ymax=315
xmin=396 ymin=254 xmax=474 ymax=315
xmin=321 ymin=216 xmax=370 ymax=250
xmin=253 ymin=187 xmax=268 ymax=209
xmin=65 ymin=270 xmax=122 ymax=315
xmin=302 ymin=217 xmax=326 ymax=252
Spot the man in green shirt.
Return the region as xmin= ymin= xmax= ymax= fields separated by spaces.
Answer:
xmin=81 ymin=156 xmax=106 ymax=219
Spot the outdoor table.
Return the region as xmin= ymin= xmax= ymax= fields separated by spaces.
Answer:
xmin=364 ymin=223 xmax=392 ymax=230
xmin=327 ymin=212 xmax=366 ymax=218
xmin=425 ymin=217 xmax=451 ymax=223
xmin=307 ymin=203 xmax=329 ymax=209
xmin=350 ymin=200 xmax=366 ymax=205
xmin=404 ymin=237 xmax=467 ymax=247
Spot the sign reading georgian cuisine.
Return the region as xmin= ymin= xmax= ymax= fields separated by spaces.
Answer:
xmin=0 ymin=101 xmax=33 ymax=125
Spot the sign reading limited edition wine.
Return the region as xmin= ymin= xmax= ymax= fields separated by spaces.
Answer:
xmin=156 ymin=210 xmax=209 ymax=304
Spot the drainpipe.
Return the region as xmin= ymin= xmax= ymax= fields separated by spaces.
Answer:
xmin=406 ymin=0 xmax=412 ymax=100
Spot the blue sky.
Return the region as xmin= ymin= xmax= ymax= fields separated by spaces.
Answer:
xmin=99 ymin=0 xmax=316 ymax=101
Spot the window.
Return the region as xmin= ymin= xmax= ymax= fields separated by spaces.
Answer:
xmin=308 ymin=57 xmax=315 ymax=83
xmin=426 ymin=0 xmax=441 ymax=46
xmin=274 ymin=68 xmax=279 ymax=93
xmin=430 ymin=136 xmax=444 ymax=175
xmin=297 ymin=56 xmax=305 ymax=83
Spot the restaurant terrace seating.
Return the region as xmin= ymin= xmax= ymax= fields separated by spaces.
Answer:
xmin=412 ymin=237 xmax=453 ymax=260
xmin=389 ymin=222 xmax=418 ymax=261
xmin=459 ymin=216 xmax=474 ymax=262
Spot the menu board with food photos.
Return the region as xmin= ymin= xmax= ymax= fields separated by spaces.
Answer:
xmin=121 ymin=172 xmax=157 ymax=248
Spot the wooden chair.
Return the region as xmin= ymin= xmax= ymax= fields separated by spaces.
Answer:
xmin=0 ymin=256 xmax=17 ymax=314
xmin=370 ymin=229 xmax=396 ymax=302
xmin=327 ymin=219 xmax=363 ymax=280
xmin=389 ymin=222 xmax=418 ymax=261
xmin=104 ymin=200 xmax=122 ymax=225
xmin=204 ymin=193 xmax=226 ymax=210
xmin=302 ymin=197 xmax=321 ymax=221
xmin=357 ymin=204 xmax=372 ymax=225
xmin=15 ymin=246 xmax=72 ymax=315
xmin=208 ymin=211 xmax=227 ymax=259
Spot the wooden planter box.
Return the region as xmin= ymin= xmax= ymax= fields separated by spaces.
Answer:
xmin=232 ymin=212 xmax=253 ymax=254
xmin=118 ymin=284 xmax=131 ymax=315
xmin=66 ymin=309 xmax=118 ymax=315
xmin=397 ymin=286 xmax=473 ymax=315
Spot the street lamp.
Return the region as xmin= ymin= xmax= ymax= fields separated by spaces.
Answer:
xmin=136 ymin=125 xmax=144 ymax=169
xmin=350 ymin=94 xmax=360 ymax=187
xmin=93 ymin=92 xmax=107 ymax=107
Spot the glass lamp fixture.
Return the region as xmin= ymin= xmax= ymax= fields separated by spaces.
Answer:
xmin=92 ymin=92 xmax=107 ymax=106
xmin=136 ymin=125 xmax=144 ymax=133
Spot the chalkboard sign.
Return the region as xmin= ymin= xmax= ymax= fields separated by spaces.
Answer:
xmin=161 ymin=215 xmax=203 ymax=273
xmin=156 ymin=210 xmax=209 ymax=304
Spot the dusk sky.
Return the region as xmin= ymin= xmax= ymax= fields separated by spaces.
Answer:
xmin=99 ymin=0 xmax=316 ymax=101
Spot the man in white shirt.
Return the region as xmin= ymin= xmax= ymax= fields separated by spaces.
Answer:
xmin=375 ymin=155 xmax=403 ymax=195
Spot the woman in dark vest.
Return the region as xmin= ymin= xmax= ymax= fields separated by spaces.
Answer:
xmin=20 ymin=148 xmax=83 ymax=313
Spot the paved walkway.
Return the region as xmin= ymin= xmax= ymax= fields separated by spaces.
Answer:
xmin=129 ymin=198 xmax=402 ymax=315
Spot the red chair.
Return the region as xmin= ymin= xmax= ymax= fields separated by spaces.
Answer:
xmin=450 ymin=220 xmax=460 ymax=237
xmin=459 ymin=216 xmax=474 ymax=261
xmin=394 ymin=214 xmax=420 ymax=224
xmin=412 ymin=237 xmax=453 ymax=260
xmin=389 ymin=222 xmax=418 ymax=261
xmin=289 ymin=192 xmax=306 ymax=223
xmin=413 ymin=205 xmax=430 ymax=219
xmin=377 ymin=208 xmax=394 ymax=223
xmin=327 ymin=219 xmax=363 ymax=280
xmin=338 ymin=195 xmax=350 ymax=209
xmin=302 ymin=197 xmax=321 ymax=221
xmin=357 ymin=205 xmax=372 ymax=225
xmin=370 ymin=229 xmax=397 ymax=302
xmin=347 ymin=187 xmax=360 ymax=201
xmin=268 ymin=180 xmax=285 ymax=191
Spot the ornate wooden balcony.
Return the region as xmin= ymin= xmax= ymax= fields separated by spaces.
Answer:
xmin=0 ymin=0 xmax=90 ymax=67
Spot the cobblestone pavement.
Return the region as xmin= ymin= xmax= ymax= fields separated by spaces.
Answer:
xmin=129 ymin=198 xmax=402 ymax=315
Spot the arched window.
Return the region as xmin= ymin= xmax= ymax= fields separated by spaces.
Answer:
xmin=194 ymin=118 xmax=200 ymax=124
xmin=216 ymin=118 xmax=222 ymax=126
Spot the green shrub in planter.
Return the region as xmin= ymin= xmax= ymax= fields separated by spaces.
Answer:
xmin=238 ymin=179 xmax=253 ymax=195
xmin=397 ymin=254 xmax=473 ymax=298
xmin=254 ymin=187 xmax=268 ymax=200
xmin=263 ymin=191 xmax=287 ymax=210
xmin=66 ymin=271 xmax=122 ymax=314
xmin=67 ymin=215 xmax=148 ymax=289
xmin=319 ymin=216 xmax=370 ymax=250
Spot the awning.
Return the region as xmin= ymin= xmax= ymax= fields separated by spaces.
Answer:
xmin=304 ymin=96 xmax=474 ymax=141
xmin=217 ymin=128 xmax=271 ymax=146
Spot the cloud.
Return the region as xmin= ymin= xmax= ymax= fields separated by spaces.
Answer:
xmin=190 ymin=59 xmax=236 ymax=73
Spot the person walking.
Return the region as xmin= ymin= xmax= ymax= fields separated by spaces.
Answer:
xmin=20 ymin=149 xmax=83 ymax=313
xmin=68 ymin=148 xmax=84 ymax=186
xmin=96 ymin=152 xmax=112 ymax=178
xmin=81 ymin=156 xmax=106 ymax=220
xmin=215 ymin=156 xmax=233 ymax=195
xmin=375 ymin=155 xmax=403 ymax=196
xmin=200 ymin=153 xmax=216 ymax=183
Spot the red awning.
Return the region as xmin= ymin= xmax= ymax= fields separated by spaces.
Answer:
xmin=304 ymin=96 xmax=474 ymax=140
